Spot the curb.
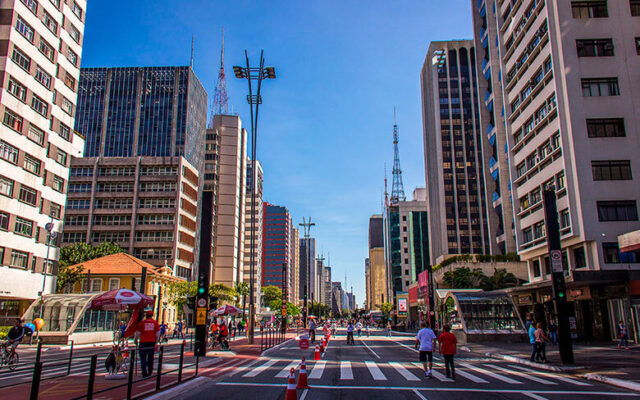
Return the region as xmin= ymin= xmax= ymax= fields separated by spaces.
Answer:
xmin=261 ymin=335 xmax=298 ymax=357
xmin=484 ymin=352 xmax=565 ymax=372
xmin=144 ymin=376 xmax=212 ymax=399
xmin=584 ymin=373 xmax=640 ymax=393
xmin=460 ymin=345 xmax=471 ymax=353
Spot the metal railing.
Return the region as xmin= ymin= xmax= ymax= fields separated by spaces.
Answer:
xmin=260 ymin=326 xmax=287 ymax=352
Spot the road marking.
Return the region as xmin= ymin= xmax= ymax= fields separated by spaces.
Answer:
xmin=393 ymin=339 xmax=419 ymax=353
xmin=360 ymin=339 xmax=381 ymax=359
xmin=432 ymin=363 xmax=488 ymax=383
xmin=523 ymin=393 xmax=548 ymax=400
xmin=413 ymin=388 xmax=428 ymax=400
xmin=300 ymin=389 xmax=309 ymax=400
xmin=459 ymin=362 xmax=522 ymax=384
xmin=227 ymin=358 xmax=262 ymax=377
xmin=365 ymin=361 xmax=386 ymax=381
xmin=340 ymin=361 xmax=353 ymax=380
xmin=389 ymin=362 xmax=420 ymax=381
xmin=308 ymin=360 xmax=326 ymax=379
xmin=242 ymin=358 xmax=279 ymax=377
xmin=216 ymin=382 xmax=638 ymax=397
xmin=510 ymin=365 xmax=591 ymax=386
xmin=411 ymin=363 xmax=452 ymax=382
xmin=275 ymin=361 xmax=299 ymax=378
xmin=484 ymin=364 xmax=557 ymax=385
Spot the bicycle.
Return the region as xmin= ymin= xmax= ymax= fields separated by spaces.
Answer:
xmin=0 ymin=342 xmax=19 ymax=371
xmin=208 ymin=333 xmax=229 ymax=351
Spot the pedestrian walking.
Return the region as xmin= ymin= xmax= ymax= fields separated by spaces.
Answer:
xmin=528 ymin=320 xmax=537 ymax=362
xmin=177 ymin=320 xmax=184 ymax=339
xmin=356 ymin=321 xmax=363 ymax=337
xmin=136 ymin=309 xmax=160 ymax=378
xmin=618 ymin=320 xmax=630 ymax=350
xmin=548 ymin=319 xmax=558 ymax=345
xmin=525 ymin=313 xmax=534 ymax=331
xmin=386 ymin=321 xmax=392 ymax=337
xmin=438 ymin=324 xmax=457 ymax=380
xmin=534 ymin=322 xmax=549 ymax=363
xmin=415 ymin=322 xmax=437 ymax=378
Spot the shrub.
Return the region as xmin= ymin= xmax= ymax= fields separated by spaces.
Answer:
xmin=0 ymin=326 xmax=11 ymax=340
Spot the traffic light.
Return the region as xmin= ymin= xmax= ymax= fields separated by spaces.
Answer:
xmin=198 ymin=285 xmax=206 ymax=295
xmin=209 ymin=295 xmax=219 ymax=309
xmin=556 ymin=281 xmax=566 ymax=300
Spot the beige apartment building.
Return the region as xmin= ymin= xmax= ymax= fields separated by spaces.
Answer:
xmin=210 ymin=114 xmax=247 ymax=287
xmin=367 ymin=214 xmax=387 ymax=311
xmin=243 ymin=158 xmax=263 ymax=307
xmin=0 ymin=0 xmax=87 ymax=321
xmin=472 ymin=0 xmax=640 ymax=340
xmin=62 ymin=157 xmax=200 ymax=280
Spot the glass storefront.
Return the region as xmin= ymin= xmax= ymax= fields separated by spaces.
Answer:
xmin=444 ymin=291 xmax=525 ymax=334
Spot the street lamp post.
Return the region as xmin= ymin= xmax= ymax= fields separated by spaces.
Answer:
xmin=299 ymin=217 xmax=315 ymax=328
xmin=233 ymin=51 xmax=276 ymax=344
xmin=37 ymin=221 xmax=55 ymax=340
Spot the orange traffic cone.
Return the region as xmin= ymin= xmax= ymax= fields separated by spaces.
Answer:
xmin=285 ymin=368 xmax=297 ymax=400
xmin=323 ymin=337 xmax=327 ymax=348
xmin=297 ymin=357 xmax=310 ymax=389
xmin=313 ymin=344 xmax=321 ymax=360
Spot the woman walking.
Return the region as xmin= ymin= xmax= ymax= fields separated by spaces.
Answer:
xmin=534 ymin=322 xmax=550 ymax=363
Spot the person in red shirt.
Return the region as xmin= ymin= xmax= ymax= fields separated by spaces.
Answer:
xmin=136 ymin=309 xmax=160 ymax=377
xmin=438 ymin=324 xmax=458 ymax=380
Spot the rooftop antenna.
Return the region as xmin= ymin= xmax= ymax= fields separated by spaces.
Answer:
xmin=190 ymin=35 xmax=194 ymax=68
xmin=390 ymin=107 xmax=406 ymax=205
xmin=384 ymin=164 xmax=389 ymax=209
xmin=212 ymin=27 xmax=229 ymax=123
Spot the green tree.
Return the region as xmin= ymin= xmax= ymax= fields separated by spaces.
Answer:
xmin=235 ymin=282 xmax=249 ymax=316
xmin=379 ymin=302 xmax=393 ymax=320
xmin=166 ymin=281 xmax=197 ymax=314
xmin=480 ymin=268 xmax=519 ymax=291
xmin=262 ymin=285 xmax=282 ymax=306
xmin=57 ymin=241 xmax=125 ymax=292
xmin=209 ymin=283 xmax=236 ymax=308
xmin=442 ymin=267 xmax=488 ymax=289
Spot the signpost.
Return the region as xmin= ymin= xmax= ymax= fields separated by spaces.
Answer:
xmin=195 ymin=191 xmax=214 ymax=357
xmin=543 ymin=189 xmax=574 ymax=364
xmin=299 ymin=337 xmax=310 ymax=350
xmin=281 ymin=263 xmax=288 ymax=334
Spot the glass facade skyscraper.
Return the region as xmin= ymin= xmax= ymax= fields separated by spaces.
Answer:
xmin=75 ymin=66 xmax=207 ymax=173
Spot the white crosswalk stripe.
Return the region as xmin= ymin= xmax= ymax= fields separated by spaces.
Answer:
xmin=411 ymin=362 xmax=452 ymax=382
xmin=365 ymin=361 xmax=386 ymax=380
xmin=484 ymin=364 xmax=557 ymax=385
xmin=242 ymin=358 xmax=279 ymax=377
xmin=340 ymin=360 xmax=353 ymax=380
xmin=275 ymin=361 xmax=299 ymax=378
xmin=389 ymin=362 xmax=420 ymax=381
xmin=432 ymin=362 xmax=489 ymax=383
xmin=510 ymin=365 xmax=591 ymax=386
xmin=308 ymin=360 xmax=326 ymax=379
xmin=459 ymin=362 xmax=522 ymax=384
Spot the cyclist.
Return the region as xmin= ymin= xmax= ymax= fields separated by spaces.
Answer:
xmin=5 ymin=318 xmax=25 ymax=358
xmin=159 ymin=321 xmax=168 ymax=344
xmin=218 ymin=321 xmax=229 ymax=350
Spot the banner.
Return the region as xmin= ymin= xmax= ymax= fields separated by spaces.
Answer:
xmin=398 ymin=298 xmax=407 ymax=313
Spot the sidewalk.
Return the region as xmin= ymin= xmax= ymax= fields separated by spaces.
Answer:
xmin=463 ymin=340 xmax=640 ymax=389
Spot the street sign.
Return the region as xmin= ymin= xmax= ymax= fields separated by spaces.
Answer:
xmin=197 ymin=298 xmax=207 ymax=308
xmin=299 ymin=337 xmax=310 ymax=350
xmin=550 ymin=249 xmax=562 ymax=272
xmin=282 ymin=307 xmax=287 ymax=317
xmin=196 ymin=307 xmax=207 ymax=325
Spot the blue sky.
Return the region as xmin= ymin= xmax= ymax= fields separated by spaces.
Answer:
xmin=81 ymin=0 xmax=474 ymax=305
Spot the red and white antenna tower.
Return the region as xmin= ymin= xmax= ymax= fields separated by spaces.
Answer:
xmin=212 ymin=28 xmax=229 ymax=120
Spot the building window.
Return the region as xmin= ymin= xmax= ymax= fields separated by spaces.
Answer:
xmin=532 ymin=260 xmax=541 ymax=277
xmin=21 ymin=0 xmax=38 ymax=14
xmin=587 ymin=118 xmax=625 ymax=137
xmin=55 ymin=149 xmax=68 ymax=165
xmin=109 ymin=278 xmax=120 ymax=291
xmin=62 ymin=232 xmax=85 ymax=242
xmin=15 ymin=16 xmax=34 ymax=42
xmin=14 ymin=217 xmax=33 ymax=237
xmin=11 ymin=47 xmax=31 ymax=71
xmin=38 ymin=39 xmax=54 ymax=61
xmin=571 ymin=1 xmax=608 ymax=18
xmin=603 ymin=242 xmax=621 ymax=263
xmin=52 ymin=175 xmax=64 ymax=192
xmin=49 ymin=202 xmax=61 ymax=219
xmin=42 ymin=10 xmax=57 ymax=34
xmin=61 ymin=97 xmax=74 ymax=115
xmin=632 ymin=0 xmax=640 ymax=16
xmin=35 ymin=66 xmax=52 ymax=89
xmin=31 ymin=95 xmax=48 ymax=117
xmin=67 ymin=199 xmax=90 ymax=209
xmin=64 ymin=72 xmax=76 ymax=90
xmin=90 ymin=279 xmax=102 ymax=292
xmin=597 ymin=200 xmax=638 ymax=221
xmin=69 ymin=23 xmax=80 ymax=43
xmin=71 ymin=1 xmax=83 ymax=19
xmin=577 ymin=39 xmax=614 ymax=57
xmin=65 ymin=215 xmax=88 ymax=225
xmin=592 ymin=160 xmax=632 ymax=180
xmin=59 ymin=123 xmax=71 ymax=140
xmin=534 ymin=221 xmax=545 ymax=239
xmin=8 ymin=76 xmax=27 ymax=102
xmin=23 ymin=154 xmax=41 ymax=175
xmin=10 ymin=250 xmax=29 ymax=269
xmin=523 ymin=227 xmax=533 ymax=243
xmin=18 ymin=185 xmax=37 ymax=205
xmin=67 ymin=48 xmax=78 ymax=66
xmin=581 ymin=78 xmax=619 ymax=96
xmin=25 ymin=124 xmax=45 ymax=146
xmin=70 ymin=167 xmax=93 ymax=177
xmin=0 ymin=176 xmax=14 ymax=197
xmin=560 ymin=209 xmax=571 ymax=229
xmin=68 ymin=183 xmax=91 ymax=193
xmin=3 ymin=109 xmax=23 ymax=132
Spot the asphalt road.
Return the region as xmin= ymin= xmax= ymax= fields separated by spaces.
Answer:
xmin=183 ymin=328 xmax=640 ymax=400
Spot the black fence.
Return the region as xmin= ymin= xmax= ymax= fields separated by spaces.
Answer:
xmin=260 ymin=326 xmax=298 ymax=352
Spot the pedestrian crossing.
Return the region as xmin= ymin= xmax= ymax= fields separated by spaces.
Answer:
xmin=237 ymin=358 xmax=594 ymax=388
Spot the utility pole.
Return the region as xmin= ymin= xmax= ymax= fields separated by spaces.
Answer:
xmin=281 ymin=263 xmax=287 ymax=333
xmin=233 ymin=51 xmax=276 ymax=344
xmin=299 ymin=217 xmax=315 ymax=328
xmin=195 ymin=191 xmax=214 ymax=357
xmin=543 ymin=189 xmax=574 ymax=364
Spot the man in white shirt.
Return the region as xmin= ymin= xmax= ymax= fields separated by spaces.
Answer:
xmin=415 ymin=322 xmax=437 ymax=378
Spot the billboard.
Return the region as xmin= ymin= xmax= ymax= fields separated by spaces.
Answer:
xmin=398 ymin=298 xmax=407 ymax=314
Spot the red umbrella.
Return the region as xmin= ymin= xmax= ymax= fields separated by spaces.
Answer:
xmin=90 ymin=288 xmax=154 ymax=311
xmin=211 ymin=305 xmax=241 ymax=316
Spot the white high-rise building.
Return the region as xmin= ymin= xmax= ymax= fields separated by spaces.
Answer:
xmin=243 ymin=158 xmax=262 ymax=308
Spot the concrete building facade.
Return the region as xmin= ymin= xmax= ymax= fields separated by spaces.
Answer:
xmin=299 ymin=237 xmax=317 ymax=302
xmin=0 ymin=0 xmax=87 ymax=318
xmin=243 ymin=158 xmax=263 ymax=307
xmin=368 ymin=214 xmax=387 ymax=311
xmin=262 ymin=202 xmax=294 ymax=302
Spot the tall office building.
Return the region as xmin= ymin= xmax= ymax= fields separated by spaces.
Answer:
xmin=316 ymin=256 xmax=324 ymax=305
xmin=290 ymin=225 xmax=300 ymax=303
xmin=243 ymin=158 xmax=263 ymax=306
xmin=299 ymin=237 xmax=317 ymax=302
xmin=471 ymin=0 xmax=640 ymax=340
xmin=322 ymin=265 xmax=332 ymax=307
xmin=262 ymin=202 xmax=294 ymax=301
xmin=331 ymin=281 xmax=343 ymax=314
xmin=211 ymin=114 xmax=246 ymax=287
xmin=364 ymin=258 xmax=371 ymax=310
xmin=64 ymin=66 xmax=207 ymax=280
xmin=368 ymin=214 xmax=387 ymax=311
xmin=421 ymin=40 xmax=492 ymax=265
xmin=0 ymin=0 xmax=87 ymax=319
xmin=396 ymin=189 xmax=430 ymax=292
